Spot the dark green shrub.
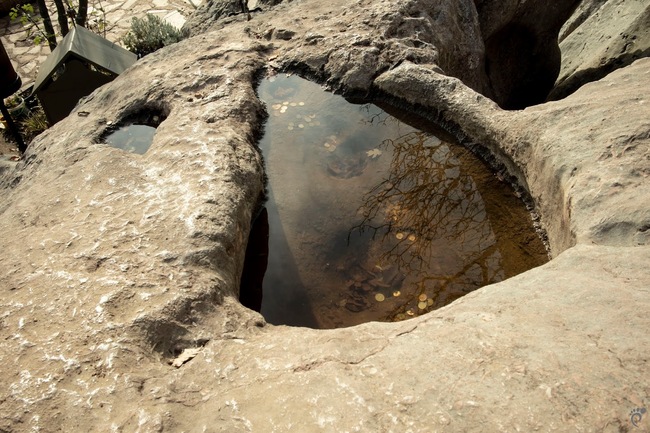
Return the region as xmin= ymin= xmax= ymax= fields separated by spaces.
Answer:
xmin=122 ymin=14 xmax=188 ymax=58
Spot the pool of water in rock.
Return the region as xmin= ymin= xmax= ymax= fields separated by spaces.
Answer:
xmin=251 ymin=74 xmax=548 ymax=329
xmin=104 ymin=124 xmax=156 ymax=154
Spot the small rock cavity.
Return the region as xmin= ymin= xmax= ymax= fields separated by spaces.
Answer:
xmin=242 ymin=75 xmax=548 ymax=329
xmin=104 ymin=125 xmax=156 ymax=154
xmin=100 ymin=108 xmax=166 ymax=154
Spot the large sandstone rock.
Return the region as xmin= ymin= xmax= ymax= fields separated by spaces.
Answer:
xmin=189 ymin=0 xmax=591 ymax=109
xmin=0 ymin=0 xmax=649 ymax=431
xmin=185 ymin=0 xmax=284 ymax=35
xmin=550 ymin=0 xmax=650 ymax=100
xmin=239 ymin=0 xmax=488 ymax=96
xmin=374 ymin=58 xmax=650 ymax=253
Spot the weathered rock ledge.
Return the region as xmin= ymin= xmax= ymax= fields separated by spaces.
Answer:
xmin=0 ymin=0 xmax=648 ymax=431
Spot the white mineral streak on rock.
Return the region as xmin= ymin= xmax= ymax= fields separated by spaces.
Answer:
xmin=171 ymin=348 xmax=201 ymax=368
xmin=0 ymin=0 xmax=648 ymax=432
xmin=43 ymin=353 xmax=80 ymax=373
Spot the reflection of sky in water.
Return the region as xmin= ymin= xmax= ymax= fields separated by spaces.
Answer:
xmin=104 ymin=124 xmax=156 ymax=155
xmin=255 ymin=75 xmax=545 ymax=329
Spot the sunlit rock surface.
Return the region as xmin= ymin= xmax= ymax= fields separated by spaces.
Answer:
xmin=550 ymin=0 xmax=650 ymax=100
xmin=0 ymin=0 xmax=648 ymax=431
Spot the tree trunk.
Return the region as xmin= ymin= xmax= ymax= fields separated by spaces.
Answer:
xmin=53 ymin=0 xmax=69 ymax=36
xmin=35 ymin=0 xmax=57 ymax=51
xmin=75 ymin=0 xmax=88 ymax=26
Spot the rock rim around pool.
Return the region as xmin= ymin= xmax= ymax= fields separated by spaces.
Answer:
xmin=254 ymin=74 xmax=548 ymax=329
xmin=0 ymin=0 xmax=649 ymax=431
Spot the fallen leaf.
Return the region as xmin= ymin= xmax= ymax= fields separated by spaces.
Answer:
xmin=366 ymin=148 xmax=382 ymax=159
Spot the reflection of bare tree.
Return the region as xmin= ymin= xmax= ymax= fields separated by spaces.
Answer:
xmin=351 ymin=132 xmax=491 ymax=272
xmin=349 ymin=131 xmax=503 ymax=320
xmin=358 ymin=104 xmax=389 ymax=126
xmin=381 ymin=245 xmax=501 ymax=322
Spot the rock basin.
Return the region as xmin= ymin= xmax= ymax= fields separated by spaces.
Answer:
xmin=252 ymin=74 xmax=548 ymax=329
xmin=0 ymin=0 xmax=648 ymax=431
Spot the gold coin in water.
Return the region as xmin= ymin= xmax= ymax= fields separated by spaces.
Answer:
xmin=298 ymin=124 xmax=304 ymax=128
xmin=408 ymin=234 xmax=416 ymax=242
xmin=427 ymin=298 xmax=434 ymax=306
xmin=282 ymin=101 xmax=289 ymax=105
xmin=299 ymin=101 xmax=305 ymax=106
xmin=375 ymin=293 xmax=385 ymax=302
xmin=406 ymin=309 xmax=415 ymax=316
xmin=392 ymin=291 xmax=401 ymax=297
xmin=396 ymin=232 xmax=404 ymax=240
xmin=418 ymin=293 xmax=428 ymax=302
xmin=290 ymin=102 xmax=297 ymax=106
xmin=418 ymin=301 xmax=427 ymax=310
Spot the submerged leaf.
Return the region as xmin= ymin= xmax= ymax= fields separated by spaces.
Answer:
xmin=366 ymin=148 xmax=382 ymax=159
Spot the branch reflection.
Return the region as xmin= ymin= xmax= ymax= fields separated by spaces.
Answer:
xmin=349 ymin=131 xmax=504 ymax=321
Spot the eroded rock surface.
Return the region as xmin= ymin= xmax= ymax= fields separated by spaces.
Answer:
xmin=374 ymin=58 xmax=650 ymax=253
xmin=550 ymin=0 xmax=650 ymax=100
xmin=0 ymin=0 xmax=649 ymax=432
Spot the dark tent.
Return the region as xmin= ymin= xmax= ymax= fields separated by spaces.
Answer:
xmin=33 ymin=26 xmax=136 ymax=124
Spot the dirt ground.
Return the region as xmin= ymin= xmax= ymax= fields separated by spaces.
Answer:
xmin=0 ymin=125 xmax=21 ymax=157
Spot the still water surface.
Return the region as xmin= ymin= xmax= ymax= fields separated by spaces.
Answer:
xmin=253 ymin=75 xmax=547 ymax=329
xmin=104 ymin=124 xmax=156 ymax=154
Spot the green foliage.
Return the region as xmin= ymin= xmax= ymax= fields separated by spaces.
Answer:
xmin=20 ymin=106 xmax=49 ymax=141
xmin=9 ymin=4 xmax=52 ymax=46
xmin=9 ymin=1 xmax=105 ymax=49
xmin=122 ymin=14 xmax=188 ymax=58
xmin=83 ymin=0 xmax=108 ymax=37
xmin=3 ymin=94 xmax=23 ymax=110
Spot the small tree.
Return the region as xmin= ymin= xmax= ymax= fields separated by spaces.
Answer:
xmin=10 ymin=0 xmax=94 ymax=52
xmin=10 ymin=3 xmax=55 ymax=50
xmin=53 ymin=0 xmax=70 ymax=36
